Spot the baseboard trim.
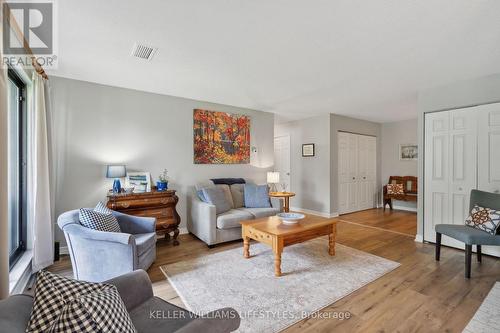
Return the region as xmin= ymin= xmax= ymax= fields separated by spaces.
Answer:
xmin=60 ymin=227 xmax=190 ymax=255
xmin=290 ymin=207 xmax=339 ymax=218
xmin=414 ymin=234 xmax=424 ymax=243
xmin=392 ymin=205 xmax=418 ymax=212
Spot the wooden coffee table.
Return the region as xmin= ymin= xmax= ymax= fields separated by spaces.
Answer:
xmin=240 ymin=215 xmax=337 ymax=277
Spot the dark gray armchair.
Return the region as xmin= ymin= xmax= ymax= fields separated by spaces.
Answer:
xmin=0 ymin=270 xmax=240 ymax=333
xmin=435 ymin=189 xmax=500 ymax=278
xmin=58 ymin=209 xmax=157 ymax=282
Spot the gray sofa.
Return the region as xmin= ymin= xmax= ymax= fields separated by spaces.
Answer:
xmin=188 ymin=180 xmax=283 ymax=246
xmin=0 ymin=270 xmax=240 ymax=333
xmin=58 ymin=209 xmax=157 ymax=282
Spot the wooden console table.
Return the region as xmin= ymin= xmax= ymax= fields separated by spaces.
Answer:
xmin=107 ymin=189 xmax=181 ymax=245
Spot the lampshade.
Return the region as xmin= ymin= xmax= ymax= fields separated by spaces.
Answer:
xmin=267 ymin=172 xmax=280 ymax=184
xmin=106 ymin=165 xmax=126 ymax=178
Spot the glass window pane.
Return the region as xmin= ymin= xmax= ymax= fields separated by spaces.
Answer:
xmin=7 ymin=78 xmax=20 ymax=257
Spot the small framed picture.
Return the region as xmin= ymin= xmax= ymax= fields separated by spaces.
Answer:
xmin=126 ymin=172 xmax=152 ymax=193
xmin=399 ymin=144 xmax=418 ymax=161
xmin=302 ymin=143 xmax=315 ymax=157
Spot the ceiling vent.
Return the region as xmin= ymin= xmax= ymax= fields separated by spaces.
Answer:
xmin=131 ymin=43 xmax=157 ymax=61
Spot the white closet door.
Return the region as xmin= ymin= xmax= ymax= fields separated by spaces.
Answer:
xmin=424 ymin=108 xmax=478 ymax=248
xmin=338 ymin=132 xmax=351 ymax=214
xmin=274 ymin=136 xmax=291 ymax=190
xmin=477 ymin=103 xmax=500 ymax=193
xmin=366 ymin=136 xmax=377 ymax=208
xmin=477 ymin=103 xmax=500 ymax=257
xmin=347 ymin=133 xmax=359 ymax=212
xmin=424 ymin=111 xmax=450 ymax=243
xmin=447 ymin=109 xmax=478 ymax=248
xmin=338 ymin=132 xmax=376 ymax=214
xmin=357 ymin=135 xmax=370 ymax=210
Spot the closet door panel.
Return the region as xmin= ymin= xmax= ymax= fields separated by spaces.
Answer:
xmin=338 ymin=132 xmax=350 ymax=214
xmin=424 ymin=111 xmax=450 ymax=243
xmin=477 ymin=103 xmax=500 ymax=257
xmin=347 ymin=133 xmax=359 ymax=212
xmin=448 ymin=108 xmax=477 ymax=228
xmin=478 ymin=104 xmax=500 ymax=194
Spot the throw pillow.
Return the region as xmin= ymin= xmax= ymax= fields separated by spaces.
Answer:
xmin=94 ymin=201 xmax=113 ymax=215
xmin=230 ymin=184 xmax=245 ymax=208
xmin=387 ymin=184 xmax=405 ymax=195
xmin=210 ymin=178 xmax=246 ymax=185
xmin=26 ymin=270 xmax=136 ymax=333
xmin=244 ymin=184 xmax=271 ymax=208
xmin=465 ymin=205 xmax=500 ymax=235
xmin=202 ymin=187 xmax=232 ymax=215
xmin=216 ymin=184 xmax=235 ymax=209
xmin=79 ymin=208 xmax=121 ymax=233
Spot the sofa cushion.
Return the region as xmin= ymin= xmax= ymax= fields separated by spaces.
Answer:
xmin=244 ymin=184 xmax=271 ymax=208
xmin=230 ymin=184 xmax=245 ymax=208
xmin=216 ymin=209 xmax=254 ymax=229
xmin=238 ymin=207 xmax=280 ymax=219
xmin=0 ymin=294 xmax=34 ymax=333
xmin=134 ymin=233 xmax=156 ymax=257
xmin=202 ymin=187 xmax=232 ymax=215
xmin=216 ymin=184 xmax=235 ymax=208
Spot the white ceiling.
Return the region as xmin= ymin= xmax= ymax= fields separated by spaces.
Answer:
xmin=49 ymin=0 xmax=500 ymax=123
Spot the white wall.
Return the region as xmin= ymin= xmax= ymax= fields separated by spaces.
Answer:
xmin=50 ymin=76 xmax=275 ymax=244
xmin=274 ymin=115 xmax=331 ymax=215
xmin=330 ymin=114 xmax=381 ymax=214
xmin=417 ymin=73 xmax=500 ymax=239
xmin=381 ymin=118 xmax=418 ymax=210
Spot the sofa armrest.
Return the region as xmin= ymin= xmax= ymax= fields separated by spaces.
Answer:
xmin=188 ymin=194 xmax=217 ymax=245
xmin=175 ymin=308 xmax=240 ymax=333
xmin=105 ymin=270 xmax=154 ymax=312
xmin=270 ymin=197 xmax=283 ymax=212
xmin=64 ymin=223 xmax=134 ymax=245
xmin=113 ymin=210 xmax=156 ymax=234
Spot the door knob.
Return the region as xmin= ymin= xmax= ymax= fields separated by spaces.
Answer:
xmin=352 ymin=177 xmax=356 ymax=180
xmin=458 ymin=187 xmax=463 ymax=191
xmin=363 ymin=177 xmax=366 ymax=179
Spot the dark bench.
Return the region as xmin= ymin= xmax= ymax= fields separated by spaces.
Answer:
xmin=383 ymin=176 xmax=417 ymax=210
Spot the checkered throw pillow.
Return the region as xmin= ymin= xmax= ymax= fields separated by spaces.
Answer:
xmin=79 ymin=205 xmax=121 ymax=233
xmin=94 ymin=201 xmax=113 ymax=215
xmin=387 ymin=183 xmax=405 ymax=195
xmin=26 ymin=270 xmax=136 ymax=333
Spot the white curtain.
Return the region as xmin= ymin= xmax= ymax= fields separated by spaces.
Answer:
xmin=29 ymin=73 xmax=54 ymax=272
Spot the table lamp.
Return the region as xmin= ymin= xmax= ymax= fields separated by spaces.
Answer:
xmin=267 ymin=171 xmax=280 ymax=192
xmin=107 ymin=165 xmax=126 ymax=194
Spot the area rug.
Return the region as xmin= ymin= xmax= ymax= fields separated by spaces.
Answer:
xmin=463 ymin=282 xmax=500 ymax=333
xmin=160 ymin=239 xmax=400 ymax=333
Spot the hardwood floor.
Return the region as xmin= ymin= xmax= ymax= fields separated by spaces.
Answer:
xmin=48 ymin=209 xmax=499 ymax=332
xmin=338 ymin=208 xmax=417 ymax=236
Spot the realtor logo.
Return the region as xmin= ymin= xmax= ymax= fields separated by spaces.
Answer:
xmin=3 ymin=2 xmax=53 ymax=54
xmin=2 ymin=1 xmax=57 ymax=68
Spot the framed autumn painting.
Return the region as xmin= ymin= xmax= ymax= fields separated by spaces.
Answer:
xmin=193 ymin=109 xmax=250 ymax=164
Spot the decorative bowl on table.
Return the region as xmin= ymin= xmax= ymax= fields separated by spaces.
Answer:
xmin=123 ymin=187 xmax=135 ymax=194
xmin=277 ymin=212 xmax=305 ymax=225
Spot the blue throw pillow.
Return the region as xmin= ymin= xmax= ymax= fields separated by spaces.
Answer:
xmin=244 ymin=184 xmax=271 ymax=208
xmin=202 ymin=187 xmax=232 ymax=215
xmin=197 ymin=189 xmax=207 ymax=202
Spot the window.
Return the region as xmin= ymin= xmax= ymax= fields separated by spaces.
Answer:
xmin=7 ymin=68 xmax=27 ymax=269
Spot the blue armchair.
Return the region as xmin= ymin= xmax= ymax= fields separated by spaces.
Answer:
xmin=58 ymin=209 xmax=157 ymax=282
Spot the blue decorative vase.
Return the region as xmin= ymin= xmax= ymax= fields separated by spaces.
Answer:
xmin=156 ymin=181 xmax=168 ymax=191
xmin=112 ymin=179 xmax=122 ymax=194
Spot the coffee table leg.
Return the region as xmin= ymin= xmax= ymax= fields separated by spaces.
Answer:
xmin=274 ymin=250 xmax=282 ymax=277
xmin=329 ymin=225 xmax=336 ymax=256
xmin=243 ymin=236 xmax=250 ymax=258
